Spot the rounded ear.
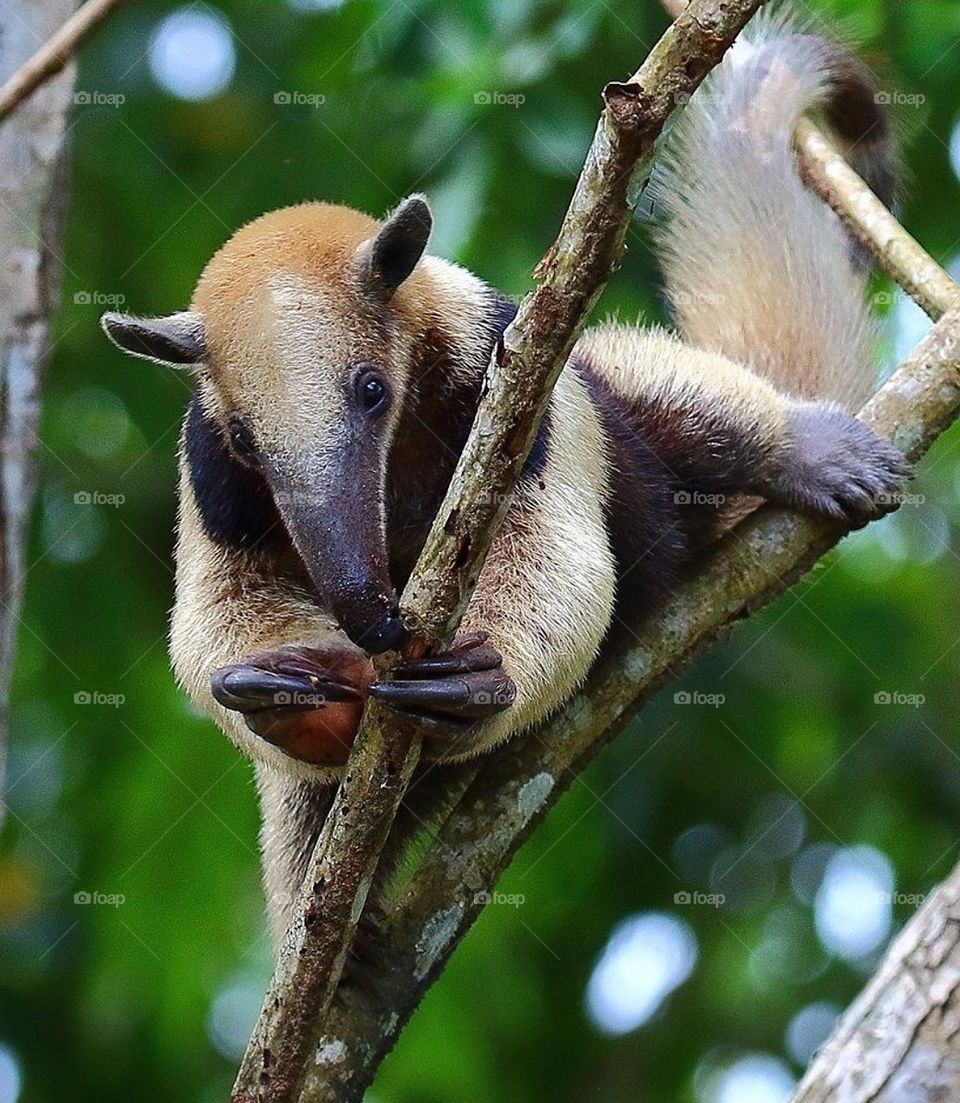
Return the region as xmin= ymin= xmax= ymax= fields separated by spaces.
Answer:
xmin=359 ymin=195 xmax=432 ymax=298
xmin=100 ymin=311 xmax=206 ymax=367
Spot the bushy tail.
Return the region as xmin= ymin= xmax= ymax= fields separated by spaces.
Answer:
xmin=650 ymin=9 xmax=896 ymax=411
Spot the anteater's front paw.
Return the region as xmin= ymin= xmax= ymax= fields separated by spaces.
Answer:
xmin=771 ymin=404 xmax=910 ymax=527
xmin=211 ymin=645 xmax=374 ymax=767
xmin=368 ymin=631 xmax=516 ymax=748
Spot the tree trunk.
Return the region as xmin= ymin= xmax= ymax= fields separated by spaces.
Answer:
xmin=0 ymin=0 xmax=75 ymax=821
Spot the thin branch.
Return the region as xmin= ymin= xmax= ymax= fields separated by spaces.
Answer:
xmin=794 ymin=118 xmax=960 ymax=321
xmin=662 ymin=0 xmax=960 ymax=322
xmin=232 ymin=0 xmax=767 ymax=1099
xmin=0 ymin=0 xmax=127 ymax=125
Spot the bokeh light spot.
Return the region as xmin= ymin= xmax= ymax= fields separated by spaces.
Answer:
xmin=785 ymin=1001 xmax=840 ymax=1066
xmin=701 ymin=1053 xmax=795 ymax=1103
xmin=585 ymin=912 xmax=697 ymax=1035
xmin=0 ymin=1044 xmax=22 ymax=1103
xmin=148 ymin=8 xmax=236 ymax=102
xmin=814 ymin=845 xmax=893 ymax=960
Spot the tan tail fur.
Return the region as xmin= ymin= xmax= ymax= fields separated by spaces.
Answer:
xmin=651 ymin=8 xmax=896 ymax=411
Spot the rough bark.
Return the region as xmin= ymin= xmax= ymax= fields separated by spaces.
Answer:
xmin=233 ymin=2 xmax=767 ymax=1100
xmin=0 ymin=0 xmax=76 ymax=825
xmin=791 ymin=863 xmax=960 ymax=1102
xmin=298 ymin=34 xmax=960 ymax=1103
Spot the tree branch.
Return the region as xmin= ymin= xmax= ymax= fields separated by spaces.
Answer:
xmin=302 ymin=300 xmax=960 ymax=1101
xmin=662 ymin=0 xmax=960 ymax=324
xmin=232 ymin=1 xmax=767 ymax=1100
xmin=0 ymin=0 xmax=126 ymax=125
xmin=794 ymin=119 xmax=960 ymax=321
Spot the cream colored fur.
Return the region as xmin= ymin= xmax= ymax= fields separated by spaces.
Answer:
xmin=454 ymin=366 xmax=616 ymax=757
xmin=170 ymin=462 xmax=353 ymax=785
xmin=577 ymin=323 xmax=794 ymax=449
xmin=649 ymin=8 xmax=879 ymax=411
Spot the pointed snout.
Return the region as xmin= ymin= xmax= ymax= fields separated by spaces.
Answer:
xmin=264 ymin=456 xmax=406 ymax=656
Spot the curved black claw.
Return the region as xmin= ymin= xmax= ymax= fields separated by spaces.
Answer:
xmin=212 ymin=648 xmax=364 ymax=710
xmin=210 ymin=645 xmax=374 ymax=767
xmin=369 ymin=667 xmax=516 ymax=719
xmin=368 ymin=632 xmax=516 ymax=733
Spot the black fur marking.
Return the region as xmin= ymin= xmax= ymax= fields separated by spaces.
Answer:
xmin=184 ymin=397 xmax=285 ymax=552
xmin=523 ymin=411 xmax=552 ymax=482
xmin=574 ymin=350 xmax=803 ymax=620
xmin=573 ymin=355 xmax=687 ymax=619
xmin=482 ymin=295 xmax=551 ymax=482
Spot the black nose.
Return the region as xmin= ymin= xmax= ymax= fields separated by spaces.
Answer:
xmin=355 ymin=614 xmax=407 ymax=655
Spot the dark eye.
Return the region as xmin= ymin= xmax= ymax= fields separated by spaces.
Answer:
xmin=227 ymin=417 xmax=260 ymax=467
xmin=355 ymin=369 xmax=390 ymax=417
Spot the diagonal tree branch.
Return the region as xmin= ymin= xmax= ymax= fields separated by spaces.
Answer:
xmin=303 ymin=300 xmax=960 ymax=1102
xmin=0 ymin=0 xmax=126 ymax=125
xmin=794 ymin=118 xmax=960 ymax=321
xmin=663 ymin=0 xmax=960 ymax=324
xmin=293 ymin=5 xmax=960 ymax=1101
xmin=232 ymin=1 xmax=767 ymax=1100
xmin=300 ymin=16 xmax=960 ymax=1091
xmin=326 ymin=10 xmax=960 ymax=1101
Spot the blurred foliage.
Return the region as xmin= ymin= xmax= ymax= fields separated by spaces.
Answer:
xmin=2 ymin=0 xmax=960 ymax=1100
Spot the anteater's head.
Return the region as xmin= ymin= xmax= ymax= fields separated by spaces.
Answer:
xmin=102 ymin=196 xmax=440 ymax=654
